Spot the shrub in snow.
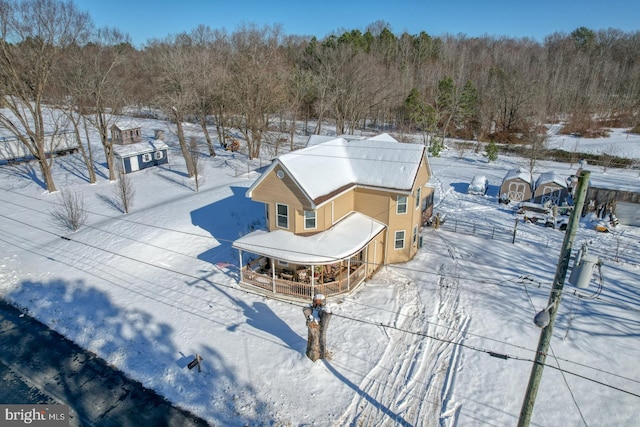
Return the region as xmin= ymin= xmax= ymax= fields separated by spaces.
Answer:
xmin=50 ymin=189 xmax=88 ymax=231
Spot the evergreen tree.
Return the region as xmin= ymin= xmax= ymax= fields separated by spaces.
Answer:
xmin=429 ymin=135 xmax=444 ymax=157
xmin=486 ymin=140 xmax=499 ymax=162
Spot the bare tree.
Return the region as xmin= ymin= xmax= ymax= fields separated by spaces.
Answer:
xmin=0 ymin=0 xmax=92 ymax=192
xmin=525 ymin=121 xmax=548 ymax=175
xmin=78 ymin=28 xmax=134 ymax=181
xmin=285 ymin=65 xmax=315 ymax=149
xmin=49 ymin=188 xmax=88 ymax=231
xmin=187 ymin=25 xmax=231 ymax=158
xmin=227 ymin=24 xmax=287 ymax=159
xmin=187 ymin=136 xmax=204 ymax=192
xmin=113 ymin=165 xmax=134 ymax=214
xmin=148 ymin=36 xmax=198 ymax=176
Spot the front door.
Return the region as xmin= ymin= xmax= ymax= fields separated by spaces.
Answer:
xmin=129 ymin=155 xmax=139 ymax=172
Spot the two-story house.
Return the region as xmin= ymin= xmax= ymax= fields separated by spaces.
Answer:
xmin=232 ymin=134 xmax=433 ymax=301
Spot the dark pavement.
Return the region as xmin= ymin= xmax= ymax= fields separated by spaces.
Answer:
xmin=0 ymin=299 xmax=209 ymax=426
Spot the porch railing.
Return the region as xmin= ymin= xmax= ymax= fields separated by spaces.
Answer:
xmin=240 ymin=263 xmax=367 ymax=300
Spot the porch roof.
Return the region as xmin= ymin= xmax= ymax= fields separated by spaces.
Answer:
xmin=232 ymin=212 xmax=386 ymax=264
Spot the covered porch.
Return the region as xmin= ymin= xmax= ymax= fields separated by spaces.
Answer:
xmin=232 ymin=212 xmax=386 ymax=301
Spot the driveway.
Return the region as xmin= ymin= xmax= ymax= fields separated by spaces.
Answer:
xmin=0 ymin=299 xmax=208 ymax=426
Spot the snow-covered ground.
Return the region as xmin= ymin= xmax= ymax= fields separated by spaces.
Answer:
xmin=0 ymin=117 xmax=639 ymax=426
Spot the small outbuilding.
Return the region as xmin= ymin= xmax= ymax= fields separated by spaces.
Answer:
xmin=499 ymin=169 xmax=533 ymax=204
xmin=111 ymin=121 xmax=143 ymax=145
xmin=111 ymin=125 xmax=169 ymax=174
xmin=533 ymin=172 xmax=569 ymax=206
xmin=113 ymin=139 xmax=169 ymax=173
xmin=583 ymin=174 xmax=640 ymax=226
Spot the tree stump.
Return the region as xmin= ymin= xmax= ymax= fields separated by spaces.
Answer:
xmin=303 ymin=305 xmax=332 ymax=361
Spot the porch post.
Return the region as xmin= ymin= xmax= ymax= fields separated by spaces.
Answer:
xmin=365 ymin=245 xmax=369 ymax=278
xmin=347 ymin=257 xmax=351 ymax=290
xmin=238 ymin=249 xmax=243 ymax=282
xmin=271 ymin=258 xmax=276 ymax=293
xmin=311 ymin=264 xmax=315 ymax=299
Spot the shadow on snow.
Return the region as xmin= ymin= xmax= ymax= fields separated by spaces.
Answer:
xmin=6 ymin=278 xmax=273 ymax=426
xmin=190 ymin=186 xmax=264 ymax=266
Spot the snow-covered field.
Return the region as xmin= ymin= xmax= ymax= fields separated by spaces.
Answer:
xmin=0 ymin=117 xmax=639 ymax=426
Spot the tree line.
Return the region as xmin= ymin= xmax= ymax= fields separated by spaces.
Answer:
xmin=1 ymin=0 xmax=639 ymax=192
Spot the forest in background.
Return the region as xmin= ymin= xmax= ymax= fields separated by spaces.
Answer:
xmin=1 ymin=0 xmax=639 ymax=192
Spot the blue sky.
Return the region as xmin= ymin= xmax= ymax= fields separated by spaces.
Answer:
xmin=75 ymin=0 xmax=639 ymax=47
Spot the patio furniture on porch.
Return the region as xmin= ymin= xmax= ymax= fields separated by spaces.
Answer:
xmin=280 ymin=272 xmax=294 ymax=281
xmin=297 ymin=269 xmax=309 ymax=282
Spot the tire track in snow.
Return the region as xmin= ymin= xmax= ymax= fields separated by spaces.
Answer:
xmin=335 ymin=261 xmax=468 ymax=427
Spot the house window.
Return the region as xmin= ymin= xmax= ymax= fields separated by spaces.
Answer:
xmin=276 ymin=204 xmax=288 ymax=229
xmin=154 ymin=151 xmax=164 ymax=160
xmin=412 ymin=225 xmax=418 ymax=245
xmin=397 ymin=195 xmax=408 ymax=214
xmin=394 ymin=230 xmax=405 ymax=249
xmin=277 ymin=260 xmax=289 ymax=267
xmin=265 ymin=205 xmax=269 ymax=223
xmin=424 ymin=192 xmax=434 ymax=211
xmin=142 ymin=153 xmax=152 ymax=162
xmin=415 ymin=187 xmax=421 ymax=209
xmin=304 ymin=210 xmax=317 ymax=230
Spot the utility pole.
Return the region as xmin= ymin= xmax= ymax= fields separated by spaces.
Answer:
xmin=517 ymin=170 xmax=590 ymax=427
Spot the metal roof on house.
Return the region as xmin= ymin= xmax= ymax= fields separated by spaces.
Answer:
xmin=249 ymin=134 xmax=428 ymax=205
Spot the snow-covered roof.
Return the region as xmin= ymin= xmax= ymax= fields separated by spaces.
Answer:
xmin=588 ymin=172 xmax=640 ymax=194
xmin=232 ymin=212 xmax=386 ymax=264
xmin=113 ymin=120 xmax=142 ymax=131
xmin=501 ymin=169 xmax=532 ymax=184
xmin=535 ymin=171 xmax=567 ymax=188
xmin=113 ymin=140 xmax=168 ymax=157
xmin=251 ymin=134 xmax=427 ymax=205
xmin=306 ymin=133 xmax=398 ymax=147
xmin=305 ymin=135 xmax=336 ymax=147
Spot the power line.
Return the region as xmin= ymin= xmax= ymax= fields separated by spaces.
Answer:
xmin=3 ymin=190 xmax=640 ymax=356
xmin=1 ymin=211 xmax=639 ymax=400
xmin=8 ymin=192 xmax=638 ymax=319
xmin=0 ymin=188 xmax=518 ymax=283
xmin=331 ymin=305 xmax=640 ymax=399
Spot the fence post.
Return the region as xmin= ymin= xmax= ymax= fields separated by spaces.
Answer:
xmin=512 ymin=218 xmax=518 ymax=244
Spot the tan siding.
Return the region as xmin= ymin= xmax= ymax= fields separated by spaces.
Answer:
xmin=354 ymin=188 xmax=391 ymax=225
xmin=294 ymin=208 xmax=326 ymax=234
xmin=251 ymin=166 xmax=311 ymax=209
xmin=331 ymin=190 xmax=355 ymax=224
xmin=321 ymin=203 xmax=333 ymax=230
xmin=268 ymin=202 xmax=294 ymax=231
xmin=355 ymin=187 xmax=421 ymax=264
xmin=366 ymin=230 xmax=386 ymax=275
xmin=254 ymin=156 xmax=430 ymax=265
xmin=414 ymin=157 xmax=431 ymax=189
